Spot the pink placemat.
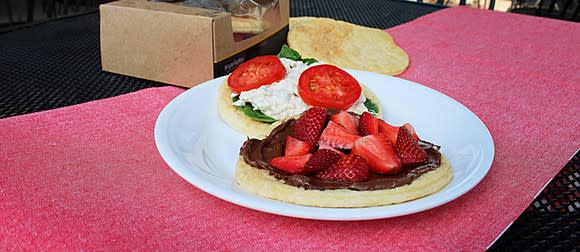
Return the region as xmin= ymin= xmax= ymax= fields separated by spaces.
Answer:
xmin=1 ymin=7 xmax=579 ymax=250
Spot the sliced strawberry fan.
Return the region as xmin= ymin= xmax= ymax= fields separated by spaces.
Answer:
xmin=394 ymin=126 xmax=427 ymax=165
xmin=316 ymin=154 xmax=369 ymax=182
xmin=318 ymin=121 xmax=360 ymax=149
xmin=293 ymin=107 xmax=327 ymax=145
xmin=359 ymin=112 xmax=379 ymax=136
xmin=284 ymin=136 xmax=313 ymax=157
xmin=352 ymin=135 xmax=402 ymax=175
xmin=330 ymin=111 xmax=359 ymax=134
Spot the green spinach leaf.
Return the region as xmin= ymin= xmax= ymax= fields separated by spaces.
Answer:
xmin=277 ymin=45 xmax=318 ymax=65
xmin=364 ymin=98 xmax=380 ymax=115
xmin=301 ymin=58 xmax=318 ymax=65
xmin=232 ymin=95 xmax=277 ymax=123
xmin=277 ymin=45 xmax=301 ymax=61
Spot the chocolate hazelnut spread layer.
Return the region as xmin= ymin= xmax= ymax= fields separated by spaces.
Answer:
xmin=240 ymin=119 xmax=442 ymax=191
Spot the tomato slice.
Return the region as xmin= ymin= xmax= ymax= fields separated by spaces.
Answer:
xmin=227 ymin=55 xmax=286 ymax=93
xmin=298 ymin=65 xmax=362 ymax=110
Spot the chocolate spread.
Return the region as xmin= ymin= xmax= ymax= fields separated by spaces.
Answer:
xmin=240 ymin=119 xmax=442 ymax=191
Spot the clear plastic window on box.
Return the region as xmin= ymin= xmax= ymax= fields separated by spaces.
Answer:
xmin=151 ymin=0 xmax=281 ymax=42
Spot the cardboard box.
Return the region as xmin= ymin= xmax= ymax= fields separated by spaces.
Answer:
xmin=100 ymin=0 xmax=289 ymax=88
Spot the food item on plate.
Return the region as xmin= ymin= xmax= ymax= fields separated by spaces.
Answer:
xmin=287 ymin=17 xmax=409 ymax=76
xmin=236 ymin=108 xmax=453 ymax=208
xmin=217 ymin=46 xmax=382 ymax=139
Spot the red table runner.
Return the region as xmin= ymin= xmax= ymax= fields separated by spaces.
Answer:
xmin=1 ymin=7 xmax=579 ymax=250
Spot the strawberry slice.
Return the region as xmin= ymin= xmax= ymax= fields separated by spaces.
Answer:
xmin=316 ymin=154 xmax=369 ymax=182
xmin=378 ymin=121 xmax=419 ymax=143
xmin=293 ymin=107 xmax=328 ymax=145
xmin=269 ymin=153 xmax=313 ymax=174
xmin=318 ymin=121 xmax=361 ymax=149
xmin=303 ymin=149 xmax=342 ymax=174
xmin=284 ymin=136 xmax=313 ymax=157
xmin=378 ymin=119 xmax=399 ymax=143
xmin=330 ymin=111 xmax=359 ymax=134
xmin=358 ymin=112 xmax=379 ymax=136
xmin=394 ymin=127 xmax=427 ymax=165
xmin=352 ymin=134 xmax=402 ymax=174
xmin=402 ymin=123 xmax=419 ymax=140
xmin=318 ymin=143 xmax=346 ymax=156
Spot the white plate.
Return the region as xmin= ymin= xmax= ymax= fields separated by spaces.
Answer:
xmin=154 ymin=70 xmax=494 ymax=221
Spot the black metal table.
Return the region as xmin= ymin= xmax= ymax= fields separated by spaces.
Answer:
xmin=0 ymin=0 xmax=578 ymax=249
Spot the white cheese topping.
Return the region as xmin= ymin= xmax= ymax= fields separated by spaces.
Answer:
xmin=231 ymin=58 xmax=369 ymax=120
xmin=349 ymin=93 xmax=368 ymax=115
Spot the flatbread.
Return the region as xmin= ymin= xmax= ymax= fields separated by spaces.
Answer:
xmin=288 ymin=17 xmax=409 ymax=76
xmin=217 ymin=80 xmax=382 ymax=139
xmin=235 ymin=155 xmax=452 ymax=208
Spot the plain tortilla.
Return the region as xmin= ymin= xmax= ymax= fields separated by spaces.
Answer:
xmin=288 ymin=17 xmax=409 ymax=76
